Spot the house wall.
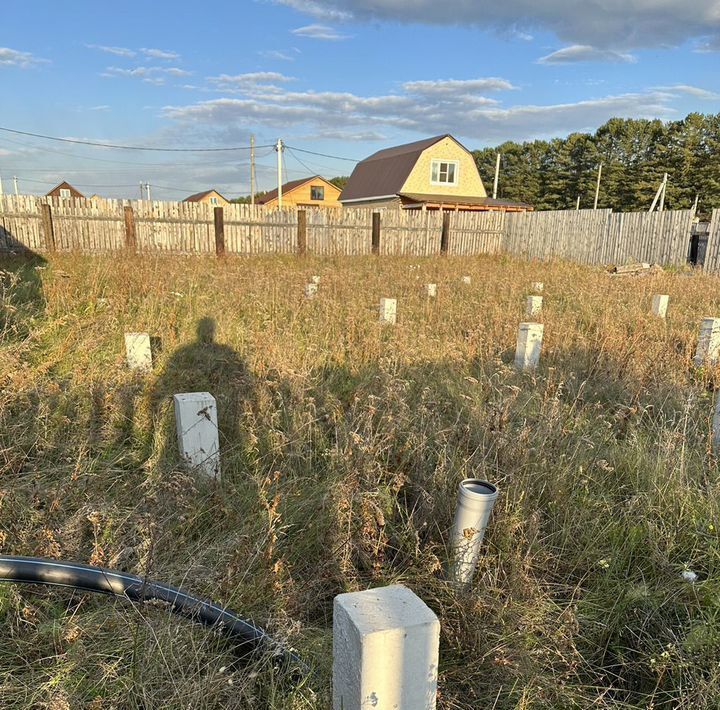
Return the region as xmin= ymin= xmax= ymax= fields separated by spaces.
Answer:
xmin=264 ymin=180 xmax=342 ymax=208
xmin=342 ymin=196 xmax=403 ymax=210
xmin=195 ymin=191 xmax=230 ymax=206
xmin=401 ymin=137 xmax=487 ymax=198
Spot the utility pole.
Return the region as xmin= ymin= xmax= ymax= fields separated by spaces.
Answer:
xmin=658 ymin=173 xmax=667 ymax=212
xmin=593 ymin=163 xmax=602 ymax=210
xmin=576 ymin=195 xmax=580 ymax=210
xmin=276 ymin=138 xmax=284 ymax=208
xmin=13 ymin=176 xmax=19 ymax=196
xmin=140 ymin=182 xmax=145 ymax=200
xmin=692 ymin=193 xmax=699 ymax=213
xmin=146 ymin=183 xmax=152 ymax=201
xmin=250 ymin=134 xmax=256 ymax=207
xmin=492 ymin=152 xmax=500 ymax=200
xmin=0 ymin=175 xmax=4 ymax=197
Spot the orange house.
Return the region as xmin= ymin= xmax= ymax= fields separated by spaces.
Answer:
xmin=257 ymin=176 xmax=341 ymax=208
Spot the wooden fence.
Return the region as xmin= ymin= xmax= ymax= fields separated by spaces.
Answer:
xmin=703 ymin=209 xmax=720 ymax=272
xmin=504 ymin=208 xmax=696 ymax=268
xmin=0 ymin=194 xmax=705 ymax=269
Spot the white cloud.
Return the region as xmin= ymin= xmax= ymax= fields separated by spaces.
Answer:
xmin=86 ymin=44 xmax=136 ymax=57
xmin=0 ymin=47 xmax=48 ymax=68
xmin=259 ymin=49 xmax=297 ymax=61
xmin=309 ymin=129 xmax=388 ymax=140
xmin=274 ymin=0 xmax=720 ymax=50
xmin=209 ymin=72 xmax=295 ymax=86
xmin=291 ymin=24 xmax=350 ymax=40
xmin=0 ymin=148 xmax=13 ymax=157
xmin=162 ymin=76 xmax=683 ymax=143
xmin=403 ymin=78 xmax=517 ymax=95
xmin=88 ymin=105 xmax=111 ymax=111
xmin=102 ymin=66 xmax=192 ymax=80
xmin=538 ymin=45 xmax=637 ymax=64
xmin=655 ymin=84 xmax=720 ymax=100
xmin=694 ymin=35 xmax=720 ymax=52
xmin=141 ymin=48 xmax=181 ymax=60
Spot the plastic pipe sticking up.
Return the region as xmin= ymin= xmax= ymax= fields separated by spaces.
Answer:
xmin=449 ymin=480 xmax=499 ymax=585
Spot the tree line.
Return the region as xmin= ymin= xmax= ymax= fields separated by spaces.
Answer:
xmin=473 ymin=113 xmax=720 ymax=216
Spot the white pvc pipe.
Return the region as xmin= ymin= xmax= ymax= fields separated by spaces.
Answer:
xmin=449 ymin=479 xmax=498 ymax=585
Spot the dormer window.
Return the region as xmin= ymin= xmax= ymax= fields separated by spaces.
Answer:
xmin=430 ymin=160 xmax=459 ymax=186
xmin=311 ymin=185 xmax=325 ymax=201
xmin=210 ymin=196 xmax=218 ymax=204
xmin=59 ymin=188 xmax=71 ymax=198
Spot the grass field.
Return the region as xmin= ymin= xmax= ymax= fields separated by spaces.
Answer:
xmin=1 ymin=252 xmax=720 ymax=709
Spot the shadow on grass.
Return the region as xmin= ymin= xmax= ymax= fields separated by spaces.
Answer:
xmin=0 ymin=241 xmax=46 ymax=339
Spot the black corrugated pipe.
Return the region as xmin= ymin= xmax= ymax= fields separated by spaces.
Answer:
xmin=0 ymin=555 xmax=306 ymax=676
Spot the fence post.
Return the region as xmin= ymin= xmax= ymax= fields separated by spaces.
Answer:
xmin=371 ymin=212 xmax=381 ymax=255
xmin=123 ymin=205 xmax=137 ymax=251
xmin=214 ymin=206 xmax=225 ymax=257
xmin=440 ymin=212 xmax=451 ymax=254
xmin=40 ymin=203 xmax=56 ymax=252
xmin=297 ymin=209 xmax=307 ymax=256
xmin=333 ymin=585 xmax=440 ymax=710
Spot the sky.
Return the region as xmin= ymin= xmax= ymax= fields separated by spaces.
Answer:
xmin=1 ymin=0 xmax=719 ymax=199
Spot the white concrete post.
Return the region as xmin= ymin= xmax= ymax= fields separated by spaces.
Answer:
xmin=712 ymin=391 xmax=720 ymax=455
xmin=379 ymin=298 xmax=397 ymax=325
xmin=311 ymin=275 xmax=321 ymax=284
xmin=694 ymin=317 xmax=720 ymax=366
xmin=333 ymin=585 xmax=440 ymax=710
xmin=426 ymin=283 xmax=437 ymax=297
xmin=305 ymin=283 xmax=318 ymax=298
xmin=461 ymin=276 xmax=471 ymax=285
xmin=449 ymin=479 xmax=498 ymax=585
xmin=124 ymin=332 xmax=152 ymax=371
xmin=173 ymin=392 xmax=220 ymax=479
xmin=515 ymin=322 xmax=544 ymax=371
xmin=526 ymin=295 xmax=543 ymax=318
xmin=651 ymin=294 xmax=669 ymax=318
xmin=531 ymin=281 xmax=544 ymax=292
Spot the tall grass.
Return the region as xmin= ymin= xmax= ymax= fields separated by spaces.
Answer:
xmin=1 ymin=253 xmax=719 ymax=708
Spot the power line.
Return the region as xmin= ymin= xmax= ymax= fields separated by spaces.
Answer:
xmin=285 ymin=147 xmax=317 ymax=175
xmin=283 ymin=145 xmax=360 ymax=163
xmin=0 ymin=126 xmax=274 ymax=153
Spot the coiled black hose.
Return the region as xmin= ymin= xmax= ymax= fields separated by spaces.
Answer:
xmin=0 ymin=555 xmax=306 ymax=675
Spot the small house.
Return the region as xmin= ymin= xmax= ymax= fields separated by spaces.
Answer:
xmin=257 ymin=176 xmax=341 ymax=208
xmin=340 ymin=135 xmax=531 ymax=212
xmin=46 ymin=181 xmax=85 ymax=199
xmin=183 ymin=189 xmax=230 ymax=206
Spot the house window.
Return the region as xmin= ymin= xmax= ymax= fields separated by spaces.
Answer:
xmin=59 ymin=188 xmax=71 ymax=198
xmin=210 ymin=196 xmax=218 ymax=205
xmin=311 ymin=185 xmax=325 ymax=201
xmin=430 ymin=160 xmax=459 ymax=186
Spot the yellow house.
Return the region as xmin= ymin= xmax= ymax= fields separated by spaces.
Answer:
xmin=340 ymin=134 xmax=531 ymax=211
xmin=183 ymin=189 xmax=230 ymax=206
xmin=257 ymin=175 xmax=342 ymax=208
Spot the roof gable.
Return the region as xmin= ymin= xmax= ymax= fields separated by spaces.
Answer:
xmin=339 ymin=135 xmax=473 ymax=202
xmin=184 ymin=189 xmax=227 ymax=203
xmin=257 ymin=175 xmax=339 ymax=204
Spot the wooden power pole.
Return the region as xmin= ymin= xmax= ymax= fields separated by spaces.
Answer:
xmin=492 ymin=153 xmax=500 ymax=199
xmin=593 ymin=163 xmax=602 ymax=210
xmin=250 ymin=135 xmax=256 ymax=207
xmin=276 ymin=138 xmax=284 ymax=208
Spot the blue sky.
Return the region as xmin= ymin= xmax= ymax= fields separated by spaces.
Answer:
xmin=1 ymin=0 xmax=719 ymax=198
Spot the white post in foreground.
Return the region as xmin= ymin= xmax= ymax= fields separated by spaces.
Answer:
xmin=333 ymin=585 xmax=440 ymax=710
xmin=651 ymin=294 xmax=669 ymax=318
xmin=426 ymin=283 xmax=437 ymax=298
xmin=173 ymin=392 xmax=220 ymax=479
xmin=694 ymin=317 xmax=720 ymax=366
xmin=379 ymin=298 xmax=397 ymax=324
xmin=449 ymin=479 xmax=499 ymax=585
xmin=531 ymin=281 xmax=544 ymax=292
xmin=461 ymin=276 xmax=471 ymax=285
xmin=713 ymin=391 xmax=720 ymax=455
xmin=124 ymin=332 xmax=153 ymax=371
xmin=305 ymin=283 xmax=318 ymax=298
xmin=515 ymin=322 xmax=544 ymax=371
xmin=526 ymin=295 xmax=543 ymax=318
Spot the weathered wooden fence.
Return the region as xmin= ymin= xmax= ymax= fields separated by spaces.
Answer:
xmin=0 ymin=194 xmax=707 ymax=268
xmin=505 ymin=208 xmax=695 ymax=267
xmin=702 ymin=209 xmax=720 ymax=272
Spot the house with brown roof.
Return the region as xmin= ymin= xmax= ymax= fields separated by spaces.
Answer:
xmin=46 ymin=181 xmax=85 ymax=199
xmin=340 ymin=135 xmax=531 ymax=212
xmin=257 ymin=175 xmax=341 ymax=208
xmin=183 ymin=189 xmax=230 ymax=206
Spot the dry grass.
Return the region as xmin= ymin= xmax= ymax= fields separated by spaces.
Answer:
xmin=1 ymin=252 xmax=720 ymax=708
